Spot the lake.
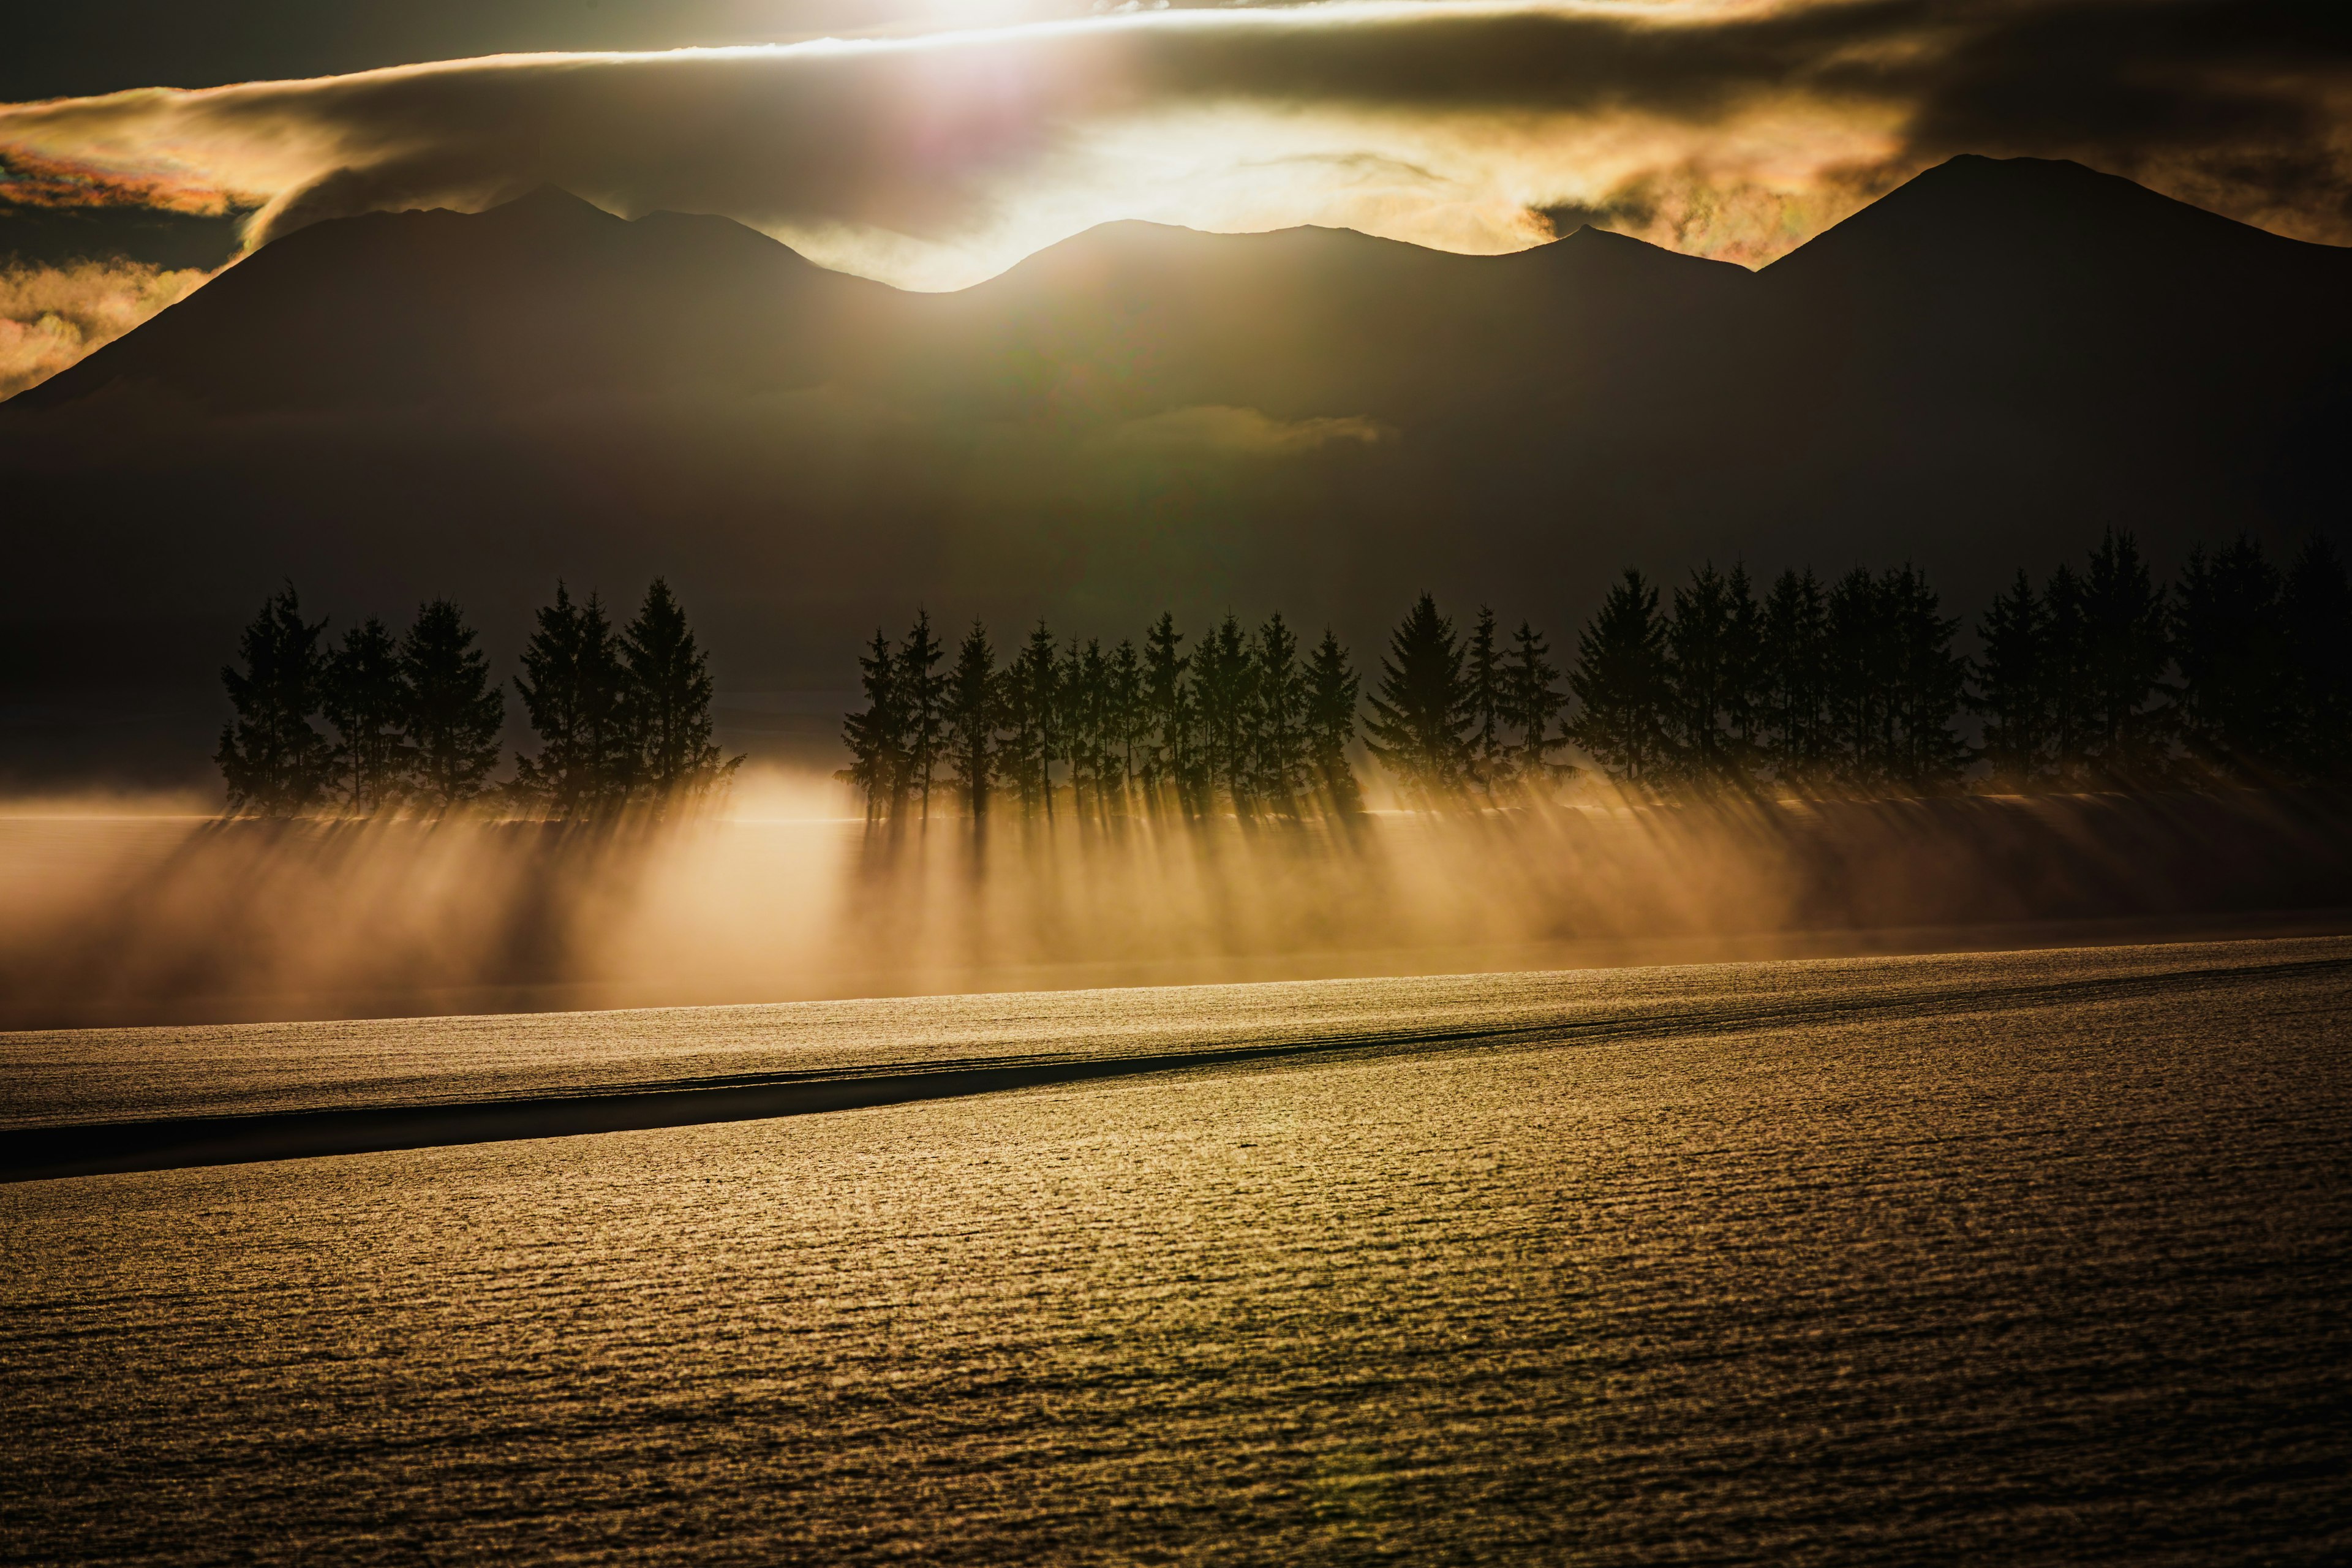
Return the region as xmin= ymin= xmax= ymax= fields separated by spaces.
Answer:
xmin=6 ymin=936 xmax=2350 ymax=1562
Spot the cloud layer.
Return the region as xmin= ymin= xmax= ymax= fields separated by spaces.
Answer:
xmin=1 ymin=0 xmax=2348 ymax=297
xmin=0 ymin=257 xmax=209 ymax=397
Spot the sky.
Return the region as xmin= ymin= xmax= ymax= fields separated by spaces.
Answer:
xmin=4 ymin=0 xmax=2351 ymax=393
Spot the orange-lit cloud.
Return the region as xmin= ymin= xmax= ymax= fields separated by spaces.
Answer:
xmin=0 ymin=257 xmax=212 ymax=397
xmin=0 ymin=0 xmax=2346 ymax=292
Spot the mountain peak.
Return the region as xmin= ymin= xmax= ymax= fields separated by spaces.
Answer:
xmin=477 ymin=185 xmax=624 ymax=228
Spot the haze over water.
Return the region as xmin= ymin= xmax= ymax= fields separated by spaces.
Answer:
xmin=7 ymin=937 xmax=2348 ymax=1562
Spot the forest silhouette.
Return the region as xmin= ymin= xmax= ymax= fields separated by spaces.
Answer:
xmin=211 ymin=529 xmax=2351 ymax=822
xmin=840 ymin=530 xmax=2352 ymax=823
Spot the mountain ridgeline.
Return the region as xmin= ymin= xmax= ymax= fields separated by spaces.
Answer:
xmin=6 ymin=156 xmax=2350 ymax=784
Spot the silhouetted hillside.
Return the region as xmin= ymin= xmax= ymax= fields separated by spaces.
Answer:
xmin=4 ymin=156 xmax=2347 ymax=784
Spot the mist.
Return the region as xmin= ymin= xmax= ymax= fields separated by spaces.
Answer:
xmin=7 ymin=770 xmax=2348 ymax=1030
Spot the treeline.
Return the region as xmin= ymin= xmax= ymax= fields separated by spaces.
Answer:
xmin=216 ymin=579 xmax=739 ymax=818
xmin=843 ymin=530 xmax=2352 ymax=819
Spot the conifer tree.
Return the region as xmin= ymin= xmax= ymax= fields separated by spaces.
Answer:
xmin=1194 ymin=614 xmax=1260 ymax=816
xmin=1366 ymin=592 xmax=1472 ymax=800
xmin=1501 ymin=619 xmax=1567 ymax=791
xmin=1970 ymin=569 xmax=2048 ymax=790
xmin=2283 ymin=537 xmax=2352 ymax=782
xmin=217 ymin=583 xmax=333 ymax=816
xmin=1666 ymin=564 xmax=1746 ymax=787
xmin=1253 ymin=613 xmax=1310 ymax=817
xmin=401 ymin=598 xmax=505 ymax=811
xmin=2172 ymin=535 xmax=2287 ymax=780
xmin=1008 ymin=621 xmax=1061 ymax=819
xmin=944 ymin=620 xmax=1000 ymax=818
xmin=840 ymin=628 xmax=907 ymax=822
xmin=1142 ymin=613 xmax=1195 ymax=817
xmin=1761 ymin=568 xmax=1828 ymax=790
xmin=1108 ymin=638 xmax=1146 ymax=813
xmin=514 ymin=584 xmax=630 ymax=818
xmin=2042 ymin=562 xmax=2093 ymax=785
xmin=1884 ymin=564 xmax=1969 ymax=791
xmin=323 ymin=616 xmax=409 ymax=814
xmin=897 ymin=611 xmax=948 ymax=819
xmin=621 ymin=578 xmax=738 ymax=809
xmin=1464 ymin=606 xmax=1505 ymax=796
xmin=1305 ymin=628 xmax=1364 ymax=815
xmin=2080 ymin=529 xmax=2172 ymax=782
xmin=1566 ymin=571 xmax=1668 ymax=786
xmin=1823 ymin=566 xmax=1892 ymax=790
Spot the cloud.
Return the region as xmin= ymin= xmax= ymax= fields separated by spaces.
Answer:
xmin=0 ymin=258 xmax=211 ymax=398
xmin=0 ymin=0 xmax=2345 ymax=296
xmin=1105 ymin=404 xmax=1393 ymax=455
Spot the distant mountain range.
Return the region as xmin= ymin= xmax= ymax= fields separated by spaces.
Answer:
xmin=6 ymin=156 xmax=2349 ymax=783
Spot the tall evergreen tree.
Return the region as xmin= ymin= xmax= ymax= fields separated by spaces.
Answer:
xmin=1823 ymin=567 xmax=1893 ymax=791
xmin=217 ymin=583 xmax=333 ymax=816
xmin=1760 ymin=568 xmax=1828 ymax=791
xmin=1501 ymin=619 xmax=1567 ymax=791
xmin=2080 ymin=528 xmax=2172 ymax=782
xmin=2283 ymin=537 xmax=2352 ymax=782
xmin=896 ymin=610 xmax=949 ymax=820
xmin=840 ymin=628 xmax=907 ymax=822
xmin=1970 ymin=569 xmax=2048 ymax=790
xmin=1141 ymin=613 xmax=1193 ymax=817
xmin=2042 ymin=562 xmax=2094 ymax=785
xmin=1366 ymin=592 xmax=1472 ymax=801
xmin=1007 ymin=621 xmax=1061 ymax=819
xmin=323 ymin=616 xmax=409 ymax=814
xmin=1253 ymin=614 xmax=1310 ymax=818
xmin=1304 ymin=628 xmax=1364 ymax=816
xmin=621 ymin=578 xmax=737 ymax=807
xmin=1194 ymin=614 xmax=1260 ymax=816
xmin=943 ymin=620 xmax=1000 ymax=818
xmin=1884 ymin=564 xmax=1969 ymax=791
xmin=401 ymin=598 xmax=505 ymax=811
xmin=2172 ymin=535 xmax=2288 ymax=780
xmin=1464 ymin=606 xmax=1506 ymax=796
xmin=514 ymin=584 xmax=630 ymax=818
xmin=1665 ymin=563 xmax=1747 ymax=788
xmin=1107 ymin=638 xmax=1146 ymax=814
xmin=1567 ymin=571 xmax=1669 ymax=786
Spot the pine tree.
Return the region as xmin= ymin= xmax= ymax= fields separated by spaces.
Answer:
xmin=1823 ymin=567 xmax=1891 ymax=791
xmin=1108 ymin=638 xmax=1145 ymax=815
xmin=2081 ymin=528 xmax=2172 ymax=782
xmin=1194 ymin=613 xmax=1260 ymax=816
xmin=323 ymin=616 xmax=409 ymax=814
xmin=625 ymin=579 xmax=740 ymax=810
xmin=1970 ymin=569 xmax=2048 ymax=790
xmin=1253 ymin=613 xmax=1310 ymax=818
xmin=2042 ymin=562 xmax=2093 ymax=786
xmin=1304 ymin=628 xmax=1364 ymax=815
xmin=401 ymin=598 xmax=505 ymax=811
xmin=1501 ymin=619 xmax=1567 ymax=792
xmin=840 ymin=628 xmax=907 ymax=822
xmin=1760 ymin=568 xmax=1828 ymax=792
xmin=897 ymin=610 xmax=948 ymax=820
xmin=1884 ymin=564 xmax=1969 ymax=793
xmin=944 ymin=620 xmax=1000 ymax=818
xmin=514 ymin=584 xmax=630 ymax=818
xmin=1566 ymin=571 xmax=1668 ymax=786
xmin=1666 ymin=564 xmax=1745 ymax=788
xmin=2282 ymin=537 xmax=2352 ymax=782
xmin=1366 ymin=592 xmax=1472 ymax=801
xmin=217 ymin=583 xmax=333 ymax=816
xmin=1008 ymin=621 xmax=1061 ymax=820
xmin=1464 ymin=606 xmax=1505 ymax=796
xmin=1142 ymin=613 xmax=1200 ymax=818
xmin=2172 ymin=535 xmax=2287 ymax=780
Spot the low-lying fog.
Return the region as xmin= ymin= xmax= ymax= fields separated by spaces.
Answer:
xmin=3 ymin=769 xmax=2347 ymax=1028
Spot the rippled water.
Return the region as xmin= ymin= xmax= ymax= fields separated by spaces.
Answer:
xmin=6 ymin=938 xmax=2350 ymax=1563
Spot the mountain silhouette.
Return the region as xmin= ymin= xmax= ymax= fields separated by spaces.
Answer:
xmin=4 ymin=156 xmax=2348 ymax=783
